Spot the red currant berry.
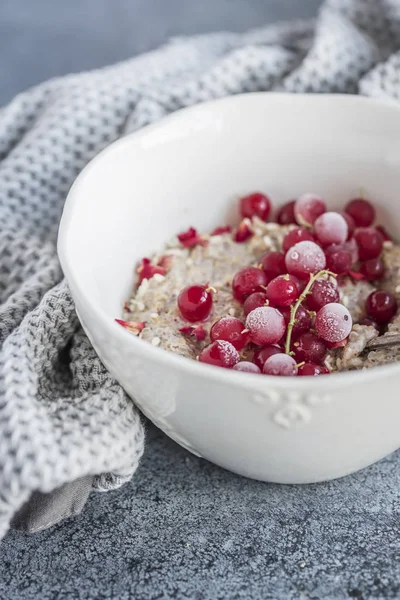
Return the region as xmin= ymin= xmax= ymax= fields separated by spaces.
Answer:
xmin=360 ymin=258 xmax=385 ymax=281
xmin=375 ymin=225 xmax=392 ymax=242
xmin=314 ymin=212 xmax=348 ymax=246
xmin=324 ymin=245 xmax=352 ymax=275
xmin=239 ymin=192 xmax=271 ymax=222
xmin=279 ymin=305 xmax=312 ymax=340
xmin=306 ymin=279 xmax=339 ymax=311
xmin=345 ymin=198 xmax=375 ymax=227
xmin=178 ymin=285 xmax=213 ymax=323
xmin=260 ymin=251 xmax=286 ymax=279
xmin=285 ymin=241 xmax=326 ymax=279
xmin=359 ymin=317 xmax=380 ymax=330
xmin=282 ymin=227 xmax=314 ymax=253
xmin=232 ymin=267 xmax=268 ymax=303
xmin=233 ymin=361 xmax=261 ymax=374
xmin=243 ymin=291 xmax=269 ymax=316
xmin=252 ymin=345 xmax=283 ymax=370
xmin=263 ymin=354 xmax=298 ymax=376
xmin=198 ymin=340 xmax=240 ymax=368
xmin=245 ymin=306 xmax=286 ymax=345
xmin=294 ymin=193 xmax=326 ymax=226
xmin=315 ymin=303 xmax=352 ymax=343
xmin=266 ymin=275 xmax=300 ymax=307
xmin=276 ymin=201 xmax=296 ymax=225
xmin=340 ymin=211 xmax=355 ymax=240
xmin=354 ymin=227 xmax=383 ymax=260
xmin=298 ymin=363 xmax=330 ymax=376
xmin=293 ymin=332 xmax=327 ymax=364
xmin=210 ymin=317 xmax=249 ymax=351
xmin=366 ymin=290 xmax=398 ymax=324
xmin=233 ymin=220 xmax=253 ymax=243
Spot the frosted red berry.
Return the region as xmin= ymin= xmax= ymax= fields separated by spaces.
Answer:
xmin=294 ymin=193 xmax=326 ymax=226
xmin=366 ymin=290 xmax=398 ymax=324
xmin=276 ymin=201 xmax=296 ymax=225
xmin=210 ymin=317 xmax=249 ymax=351
xmin=306 ymin=279 xmax=340 ymax=311
xmin=314 ymin=212 xmax=348 ymax=247
xmin=243 ymin=291 xmax=269 ymax=316
xmin=232 ymin=267 xmax=268 ymax=303
xmin=360 ymin=258 xmax=385 ymax=281
xmin=285 ymin=240 xmax=326 ymax=279
xmin=298 ymin=363 xmax=330 ymax=376
xmin=354 ymin=227 xmax=383 ymax=260
xmin=345 ymin=198 xmax=375 ymax=227
xmin=239 ymin=192 xmax=272 ymax=222
xmin=260 ymin=251 xmax=286 ymax=279
xmin=293 ymin=332 xmax=327 ymax=364
xmin=245 ymin=306 xmax=286 ymax=345
xmin=315 ymin=303 xmax=352 ymax=343
xmin=282 ymin=227 xmax=314 ymax=253
xmin=266 ymin=275 xmax=300 ymax=307
xmin=263 ymin=354 xmax=298 ymax=377
xmin=178 ymin=284 xmax=213 ymax=322
xmin=233 ymin=361 xmax=261 ymax=374
xmin=198 ymin=340 xmax=240 ymax=368
xmin=252 ymin=345 xmax=283 ymax=370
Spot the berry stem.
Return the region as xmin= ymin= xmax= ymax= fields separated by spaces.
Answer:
xmin=284 ymin=270 xmax=336 ymax=354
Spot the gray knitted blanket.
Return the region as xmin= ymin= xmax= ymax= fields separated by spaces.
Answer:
xmin=1 ymin=0 xmax=400 ymax=538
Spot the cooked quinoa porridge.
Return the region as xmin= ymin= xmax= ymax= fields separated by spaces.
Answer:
xmin=118 ymin=192 xmax=400 ymax=377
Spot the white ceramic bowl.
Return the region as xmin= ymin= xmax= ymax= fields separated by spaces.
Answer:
xmin=58 ymin=93 xmax=400 ymax=484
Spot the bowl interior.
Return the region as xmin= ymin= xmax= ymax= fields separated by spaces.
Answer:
xmin=59 ymin=93 xmax=400 ymax=321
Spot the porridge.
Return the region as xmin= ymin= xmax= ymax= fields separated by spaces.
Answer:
xmin=118 ymin=192 xmax=400 ymax=376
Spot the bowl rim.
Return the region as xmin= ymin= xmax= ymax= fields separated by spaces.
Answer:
xmin=58 ymin=91 xmax=400 ymax=391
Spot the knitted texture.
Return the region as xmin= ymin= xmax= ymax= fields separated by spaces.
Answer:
xmin=1 ymin=0 xmax=400 ymax=538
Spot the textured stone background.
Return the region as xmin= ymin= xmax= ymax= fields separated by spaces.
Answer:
xmin=1 ymin=1 xmax=400 ymax=599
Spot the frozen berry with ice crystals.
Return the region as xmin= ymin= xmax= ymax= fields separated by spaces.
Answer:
xmin=233 ymin=361 xmax=261 ymax=374
xmin=263 ymin=354 xmax=298 ymax=376
xmin=354 ymin=227 xmax=383 ymax=260
xmin=294 ymin=193 xmax=326 ymax=226
xmin=178 ymin=284 xmax=213 ymax=322
xmin=266 ymin=275 xmax=300 ymax=307
xmin=243 ymin=291 xmax=269 ymax=316
xmin=232 ymin=267 xmax=268 ymax=303
xmin=276 ymin=201 xmax=296 ymax=225
xmin=252 ymin=345 xmax=283 ymax=370
xmin=285 ymin=241 xmax=326 ymax=279
xmin=366 ymin=290 xmax=398 ymax=324
xmin=260 ymin=251 xmax=286 ymax=279
xmin=293 ymin=332 xmax=327 ymax=364
xmin=345 ymin=198 xmax=375 ymax=227
xmin=314 ymin=212 xmax=348 ymax=246
xmin=198 ymin=340 xmax=240 ymax=368
xmin=315 ymin=303 xmax=352 ymax=343
xmin=306 ymin=279 xmax=339 ymax=311
xmin=282 ymin=227 xmax=314 ymax=253
xmin=245 ymin=306 xmax=286 ymax=345
xmin=210 ymin=317 xmax=249 ymax=351
xmin=239 ymin=192 xmax=271 ymax=222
